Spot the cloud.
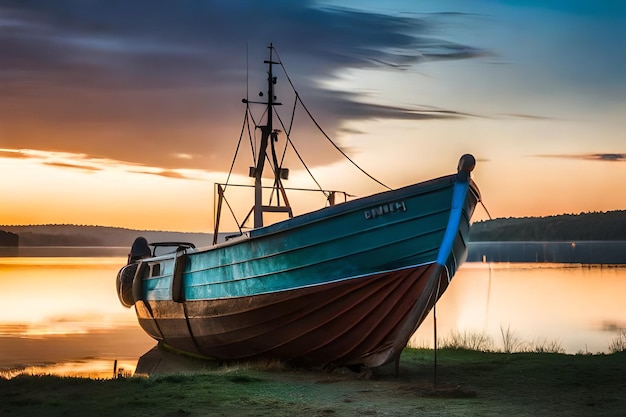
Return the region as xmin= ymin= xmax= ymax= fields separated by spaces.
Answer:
xmin=43 ymin=161 xmax=102 ymax=172
xmin=590 ymin=153 xmax=625 ymax=162
xmin=137 ymin=169 xmax=196 ymax=180
xmin=0 ymin=1 xmax=486 ymax=173
xmin=0 ymin=146 xmax=207 ymax=179
xmin=535 ymin=153 xmax=626 ymax=162
xmin=0 ymin=149 xmax=31 ymax=159
xmin=0 ymin=323 xmax=29 ymax=336
xmin=500 ymin=113 xmax=558 ymax=120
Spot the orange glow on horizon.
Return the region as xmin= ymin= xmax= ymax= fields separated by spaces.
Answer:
xmin=0 ymin=257 xmax=156 ymax=378
xmin=0 ymin=257 xmax=135 ymax=326
xmin=0 ymin=359 xmax=139 ymax=380
xmin=2 ymin=114 xmax=625 ymax=232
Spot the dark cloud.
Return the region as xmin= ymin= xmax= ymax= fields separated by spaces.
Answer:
xmin=591 ymin=153 xmax=625 ymax=162
xmin=0 ymin=0 xmax=486 ymax=173
xmin=151 ymin=170 xmax=190 ymax=179
xmin=535 ymin=153 xmax=626 ymax=162
xmin=43 ymin=161 xmax=102 ymax=172
xmin=501 ymin=113 xmax=557 ymax=120
xmin=128 ymin=168 xmax=197 ymax=180
xmin=0 ymin=150 xmax=30 ymax=159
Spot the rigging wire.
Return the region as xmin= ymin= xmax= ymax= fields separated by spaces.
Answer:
xmin=273 ymin=47 xmax=391 ymax=191
xmin=287 ymin=92 xmax=297 ymax=136
xmin=278 ymin=93 xmax=298 ymax=168
xmin=480 ymin=200 xmax=493 ymax=220
xmin=472 ymin=187 xmax=493 ymax=220
xmin=218 ymin=111 xmax=249 ymax=235
xmin=221 ymin=186 xmax=244 ymax=234
xmin=246 ymin=107 xmax=256 ymax=163
xmin=224 ymin=110 xmax=248 ymax=187
xmin=219 ymin=44 xmax=396 ymax=233
xmin=275 ymin=111 xmax=329 ymax=199
xmin=245 ymin=43 xmax=257 ymax=164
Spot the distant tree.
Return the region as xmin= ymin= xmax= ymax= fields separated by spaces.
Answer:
xmin=470 ymin=210 xmax=626 ymax=241
xmin=0 ymin=230 xmax=18 ymax=247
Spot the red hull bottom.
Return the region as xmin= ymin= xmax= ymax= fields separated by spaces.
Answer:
xmin=135 ymin=263 xmax=449 ymax=368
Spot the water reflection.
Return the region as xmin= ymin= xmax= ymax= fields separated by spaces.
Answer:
xmin=0 ymin=358 xmax=138 ymax=380
xmin=7 ymin=246 xmax=128 ymax=257
xmin=1 ymin=256 xmax=625 ymax=379
xmin=410 ymin=263 xmax=626 ymax=353
xmin=0 ymin=256 xmax=155 ymax=379
xmin=1 ymin=327 xmax=155 ymax=377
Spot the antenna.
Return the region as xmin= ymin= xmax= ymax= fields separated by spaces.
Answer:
xmin=246 ymin=42 xmax=249 ymax=103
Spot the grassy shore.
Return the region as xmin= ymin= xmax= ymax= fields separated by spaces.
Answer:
xmin=2 ymin=348 xmax=626 ymax=416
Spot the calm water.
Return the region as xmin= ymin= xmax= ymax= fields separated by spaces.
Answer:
xmin=0 ymin=256 xmax=155 ymax=379
xmin=1 ymin=255 xmax=625 ymax=378
xmin=410 ymin=262 xmax=626 ymax=352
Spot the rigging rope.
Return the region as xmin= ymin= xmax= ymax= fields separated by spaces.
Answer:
xmin=225 ymin=109 xmax=249 ymax=187
xmin=275 ymin=111 xmax=329 ymax=199
xmin=472 ymin=186 xmax=493 ymax=221
xmin=222 ymin=188 xmax=244 ymax=234
xmin=247 ymin=107 xmax=257 ymax=163
xmin=273 ymin=48 xmax=391 ymax=191
xmin=219 ymin=45 xmax=394 ymax=234
xmin=480 ymin=201 xmax=493 ymax=221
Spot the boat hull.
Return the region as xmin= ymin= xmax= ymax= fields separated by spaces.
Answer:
xmin=136 ymin=263 xmax=448 ymax=367
xmin=124 ymin=172 xmax=480 ymax=368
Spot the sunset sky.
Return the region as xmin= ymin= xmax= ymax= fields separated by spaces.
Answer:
xmin=1 ymin=0 xmax=625 ymax=232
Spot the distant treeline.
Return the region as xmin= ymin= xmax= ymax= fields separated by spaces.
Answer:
xmin=467 ymin=241 xmax=626 ymax=263
xmin=0 ymin=225 xmax=215 ymax=248
xmin=0 ymin=230 xmax=18 ymax=247
xmin=2 ymin=211 xmax=626 ymax=248
xmin=470 ymin=210 xmax=626 ymax=241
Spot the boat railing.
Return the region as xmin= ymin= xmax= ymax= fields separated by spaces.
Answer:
xmin=213 ymin=182 xmax=351 ymax=245
xmin=149 ymin=242 xmax=196 ymax=257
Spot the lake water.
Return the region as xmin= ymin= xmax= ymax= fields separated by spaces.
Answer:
xmin=1 ymin=253 xmax=625 ymax=378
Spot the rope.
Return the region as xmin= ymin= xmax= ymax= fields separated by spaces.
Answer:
xmin=218 ymin=45 xmax=394 ymax=233
xmin=224 ymin=110 xmax=249 ymax=187
xmin=273 ymin=47 xmax=391 ymax=191
xmin=480 ymin=200 xmax=493 ymax=220
xmin=275 ymin=111 xmax=330 ymax=199
xmin=222 ymin=191 xmax=244 ymax=234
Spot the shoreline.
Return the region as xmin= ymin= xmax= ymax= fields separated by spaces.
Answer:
xmin=3 ymin=240 xmax=626 ymax=264
xmin=2 ymin=348 xmax=625 ymax=416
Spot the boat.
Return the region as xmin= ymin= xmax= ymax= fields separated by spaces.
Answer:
xmin=116 ymin=44 xmax=481 ymax=369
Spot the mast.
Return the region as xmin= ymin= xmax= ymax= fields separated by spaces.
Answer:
xmin=253 ymin=45 xmax=274 ymax=228
xmin=249 ymin=44 xmax=291 ymax=229
xmin=213 ymin=44 xmax=346 ymax=242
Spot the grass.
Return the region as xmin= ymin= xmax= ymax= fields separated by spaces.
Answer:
xmin=438 ymin=330 xmax=494 ymax=351
xmin=412 ymin=319 xmax=626 ymax=355
xmin=431 ymin=326 xmax=565 ymax=354
xmin=609 ymin=330 xmax=626 ymax=353
xmin=2 ymin=348 xmax=626 ymax=416
xmin=499 ymin=324 xmax=525 ymax=353
xmin=3 ymin=329 xmax=625 ymax=416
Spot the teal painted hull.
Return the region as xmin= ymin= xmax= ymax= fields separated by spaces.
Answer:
xmin=119 ymin=171 xmax=480 ymax=367
xmin=144 ymin=174 xmax=476 ymax=300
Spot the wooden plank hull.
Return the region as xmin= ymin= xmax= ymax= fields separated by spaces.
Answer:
xmin=122 ymin=172 xmax=480 ymax=368
xmin=136 ymin=263 xmax=448 ymax=367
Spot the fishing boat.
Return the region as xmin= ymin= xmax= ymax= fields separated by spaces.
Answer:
xmin=116 ymin=44 xmax=481 ymax=369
